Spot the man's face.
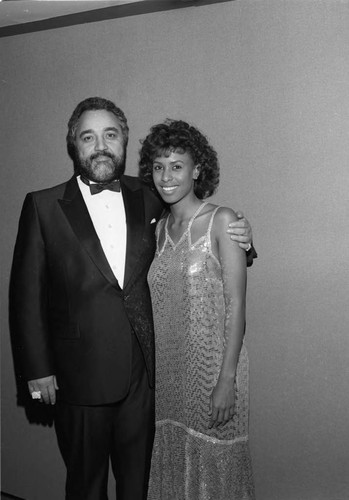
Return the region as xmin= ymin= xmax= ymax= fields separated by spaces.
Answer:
xmin=74 ymin=109 xmax=126 ymax=183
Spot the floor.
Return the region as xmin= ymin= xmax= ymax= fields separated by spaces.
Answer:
xmin=1 ymin=493 xmax=25 ymax=500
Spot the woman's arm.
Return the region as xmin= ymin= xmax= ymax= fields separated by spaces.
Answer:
xmin=209 ymin=207 xmax=247 ymax=428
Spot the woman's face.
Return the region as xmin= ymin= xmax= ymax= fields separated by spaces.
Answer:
xmin=152 ymin=150 xmax=199 ymax=204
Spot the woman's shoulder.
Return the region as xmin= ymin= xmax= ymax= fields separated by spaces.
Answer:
xmin=203 ymin=203 xmax=238 ymax=224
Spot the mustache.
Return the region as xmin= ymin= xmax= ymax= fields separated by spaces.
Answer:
xmin=89 ymin=151 xmax=116 ymax=161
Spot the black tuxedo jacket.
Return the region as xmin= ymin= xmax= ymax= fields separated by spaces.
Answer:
xmin=10 ymin=175 xmax=164 ymax=405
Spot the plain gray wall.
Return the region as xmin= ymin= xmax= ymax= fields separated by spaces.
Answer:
xmin=1 ymin=1 xmax=349 ymax=499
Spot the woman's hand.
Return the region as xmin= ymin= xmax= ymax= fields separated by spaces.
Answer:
xmin=208 ymin=378 xmax=235 ymax=428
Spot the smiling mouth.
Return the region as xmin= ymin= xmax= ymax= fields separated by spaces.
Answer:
xmin=160 ymin=186 xmax=178 ymax=193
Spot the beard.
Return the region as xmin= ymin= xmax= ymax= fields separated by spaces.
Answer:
xmin=76 ymin=150 xmax=126 ymax=184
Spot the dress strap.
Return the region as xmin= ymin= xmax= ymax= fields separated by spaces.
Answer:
xmin=206 ymin=206 xmax=221 ymax=253
xmin=207 ymin=206 xmax=221 ymax=234
xmin=187 ymin=202 xmax=208 ymax=231
xmin=156 ymin=217 xmax=168 ymax=254
xmin=164 ymin=212 xmax=171 ymax=238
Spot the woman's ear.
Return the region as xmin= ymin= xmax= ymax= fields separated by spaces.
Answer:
xmin=193 ymin=165 xmax=201 ymax=180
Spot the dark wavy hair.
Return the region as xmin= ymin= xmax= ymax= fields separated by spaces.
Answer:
xmin=138 ymin=119 xmax=219 ymax=199
xmin=66 ymin=97 xmax=129 ymax=167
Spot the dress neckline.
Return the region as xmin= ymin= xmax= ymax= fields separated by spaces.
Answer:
xmin=165 ymin=202 xmax=207 ymax=249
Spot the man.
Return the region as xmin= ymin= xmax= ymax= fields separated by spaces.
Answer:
xmin=10 ymin=97 xmax=255 ymax=500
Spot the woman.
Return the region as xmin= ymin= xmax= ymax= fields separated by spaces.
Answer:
xmin=139 ymin=120 xmax=255 ymax=499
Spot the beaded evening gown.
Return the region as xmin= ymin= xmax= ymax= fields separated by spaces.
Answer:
xmin=147 ymin=203 xmax=255 ymax=500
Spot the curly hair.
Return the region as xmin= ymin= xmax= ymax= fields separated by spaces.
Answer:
xmin=138 ymin=119 xmax=219 ymax=199
xmin=66 ymin=97 xmax=129 ymax=166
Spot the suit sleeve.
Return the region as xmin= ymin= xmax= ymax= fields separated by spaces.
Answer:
xmin=246 ymin=244 xmax=258 ymax=268
xmin=10 ymin=193 xmax=54 ymax=381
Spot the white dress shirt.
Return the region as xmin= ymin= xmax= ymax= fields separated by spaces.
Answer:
xmin=77 ymin=176 xmax=126 ymax=288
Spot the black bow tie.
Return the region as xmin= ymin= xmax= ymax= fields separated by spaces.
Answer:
xmin=81 ymin=176 xmax=120 ymax=195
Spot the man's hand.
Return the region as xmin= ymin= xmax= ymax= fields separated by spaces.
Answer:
xmin=28 ymin=375 xmax=59 ymax=405
xmin=227 ymin=210 xmax=252 ymax=250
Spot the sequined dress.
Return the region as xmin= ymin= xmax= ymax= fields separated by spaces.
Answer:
xmin=147 ymin=203 xmax=255 ymax=500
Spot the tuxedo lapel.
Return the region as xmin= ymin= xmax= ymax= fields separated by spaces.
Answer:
xmin=58 ymin=177 xmax=120 ymax=290
xmin=121 ymin=179 xmax=145 ymax=290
